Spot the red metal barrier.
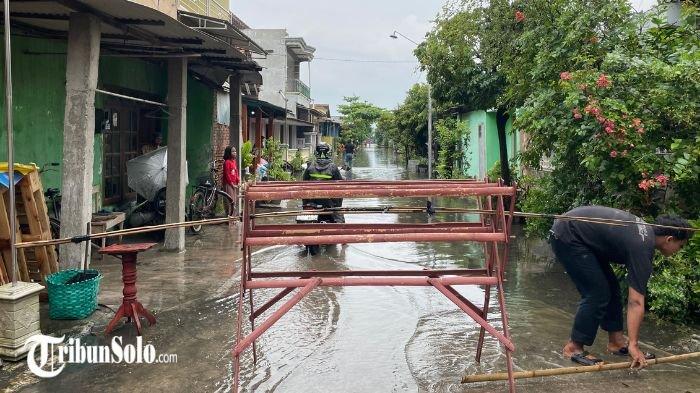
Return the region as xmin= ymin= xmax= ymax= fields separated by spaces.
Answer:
xmin=233 ymin=180 xmax=518 ymax=392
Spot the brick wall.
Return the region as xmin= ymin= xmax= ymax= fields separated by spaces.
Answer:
xmin=211 ymin=122 xmax=230 ymax=185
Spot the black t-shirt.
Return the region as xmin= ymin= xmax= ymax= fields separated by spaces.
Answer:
xmin=552 ymin=206 xmax=655 ymax=295
xmin=345 ymin=143 xmax=355 ymax=154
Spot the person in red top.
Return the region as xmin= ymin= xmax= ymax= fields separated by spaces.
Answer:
xmin=222 ymin=146 xmax=239 ymax=213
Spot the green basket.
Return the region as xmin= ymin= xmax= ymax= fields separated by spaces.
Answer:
xmin=46 ymin=269 xmax=103 ymax=320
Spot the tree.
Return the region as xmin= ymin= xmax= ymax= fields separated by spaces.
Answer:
xmin=435 ymin=117 xmax=467 ymax=179
xmin=337 ymin=96 xmax=384 ymax=144
xmin=416 ymin=2 xmax=513 ymax=183
xmin=515 ymin=2 xmax=700 ymax=321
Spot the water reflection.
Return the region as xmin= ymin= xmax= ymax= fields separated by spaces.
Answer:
xmin=234 ymin=146 xmax=699 ymax=393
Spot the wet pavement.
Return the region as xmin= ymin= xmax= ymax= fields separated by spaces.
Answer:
xmin=2 ymin=147 xmax=698 ymax=393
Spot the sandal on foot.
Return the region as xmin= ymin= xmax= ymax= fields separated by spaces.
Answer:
xmin=571 ymin=351 xmax=604 ymax=366
xmin=609 ymin=347 xmax=656 ymax=359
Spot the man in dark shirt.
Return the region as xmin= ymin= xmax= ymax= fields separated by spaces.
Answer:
xmin=550 ymin=206 xmax=691 ymax=368
xmin=343 ymin=141 xmax=355 ymax=169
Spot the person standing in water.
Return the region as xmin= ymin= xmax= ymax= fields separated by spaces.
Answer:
xmin=222 ymin=146 xmax=240 ymax=214
xmin=549 ymin=206 xmax=691 ymax=368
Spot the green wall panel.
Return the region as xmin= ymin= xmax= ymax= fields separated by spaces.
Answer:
xmin=185 ymin=76 xmax=214 ymax=196
xmin=0 ymin=36 xmax=67 ymax=190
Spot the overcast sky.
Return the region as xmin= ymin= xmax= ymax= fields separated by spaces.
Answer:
xmin=231 ymin=0 xmax=657 ymax=115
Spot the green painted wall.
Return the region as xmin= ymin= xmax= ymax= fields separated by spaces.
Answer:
xmin=185 ymin=76 xmax=214 ymax=195
xmin=1 ymin=35 xmax=215 ymax=205
xmin=460 ymin=110 xmax=518 ymax=178
xmin=0 ymin=36 xmax=67 ymax=190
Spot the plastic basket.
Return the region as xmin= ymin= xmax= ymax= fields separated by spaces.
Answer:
xmin=46 ymin=269 xmax=103 ymax=320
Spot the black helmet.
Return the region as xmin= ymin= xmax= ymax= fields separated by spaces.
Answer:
xmin=315 ymin=142 xmax=331 ymax=159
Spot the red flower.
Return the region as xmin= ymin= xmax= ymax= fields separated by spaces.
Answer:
xmin=596 ymin=74 xmax=611 ymax=88
xmin=515 ymin=11 xmax=525 ymax=22
xmin=609 ymin=150 xmax=618 ymax=158
xmin=596 ymin=115 xmax=606 ymax=124
xmin=605 ymin=126 xmax=614 ymax=134
xmin=572 ymin=108 xmax=583 ymax=119
xmin=636 ymin=127 xmax=645 ymax=135
xmin=560 ymin=71 xmax=572 ymax=81
xmin=632 ymin=118 xmax=642 ymax=127
xmin=578 ymin=83 xmax=588 ymax=91
xmin=655 ymin=174 xmax=669 ymax=187
xmin=638 ymin=179 xmax=653 ymax=191
xmin=604 ymin=120 xmax=615 ymax=129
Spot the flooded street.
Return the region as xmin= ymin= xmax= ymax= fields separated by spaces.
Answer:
xmin=6 ymin=147 xmax=698 ymax=393
xmin=236 ymin=147 xmax=700 ymax=392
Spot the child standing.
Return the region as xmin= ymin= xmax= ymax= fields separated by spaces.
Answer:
xmin=223 ymin=146 xmax=239 ymax=215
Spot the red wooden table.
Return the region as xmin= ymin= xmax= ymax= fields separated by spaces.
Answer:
xmin=99 ymin=243 xmax=157 ymax=335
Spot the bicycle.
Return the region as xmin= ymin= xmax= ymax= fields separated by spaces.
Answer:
xmin=39 ymin=162 xmax=62 ymax=241
xmin=188 ymin=160 xmax=235 ymax=234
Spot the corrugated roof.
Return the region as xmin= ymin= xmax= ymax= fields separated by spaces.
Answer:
xmin=5 ymin=0 xmax=262 ymax=85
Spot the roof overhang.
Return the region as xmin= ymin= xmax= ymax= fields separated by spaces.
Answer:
xmin=285 ymin=37 xmax=315 ymax=62
xmin=243 ymin=97 xmax=286 ymax=119
xmin=5 ymin=0 xmax=261 ymax=86
xmin=284 ymin=118 xmax=314 ymax=128
xmin=177 ymin=11 xmax=266 ymax=56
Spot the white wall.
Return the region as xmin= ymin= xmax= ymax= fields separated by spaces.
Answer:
xmin=244 ymin=29 xmax=289 ymax=110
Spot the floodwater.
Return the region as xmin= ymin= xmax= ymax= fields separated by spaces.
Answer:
xmin=234 ymin=147 xmax=700 ymax=392
xmin=6 ymin=147 xmax=698 ymax=393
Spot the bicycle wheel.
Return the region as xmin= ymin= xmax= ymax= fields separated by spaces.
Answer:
xmin=215 ymin=190 xmax=235 ymax=218
xmin=49 ymin=218 xmax=61 ymax=258
xmin=49 ymin=218 xmax=61 ymax=240
xmin=189 ymin=190 xmax=207 ymax=234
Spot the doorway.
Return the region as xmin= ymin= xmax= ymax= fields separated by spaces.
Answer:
xmin=101 ymin=101 xmax=161 ymax=206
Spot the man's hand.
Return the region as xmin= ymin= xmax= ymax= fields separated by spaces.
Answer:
xmin=628 ymin=344 xmax=648 ymax=369
xmin=626 ymin=286 xmax=646 ymax=368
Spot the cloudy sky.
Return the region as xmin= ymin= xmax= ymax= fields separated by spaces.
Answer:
xmin=232 ymin=0 xmax=657 ymax=115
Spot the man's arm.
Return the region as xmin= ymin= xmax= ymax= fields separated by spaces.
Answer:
xmin=627 ymin=287 xmax=648 ymax=368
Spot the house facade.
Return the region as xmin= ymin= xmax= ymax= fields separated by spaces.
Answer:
xmin=1 ymin=0 xmax=262 ymax=262
xmin=459 ymin=110 xmax=521 ymax=179
xmin=242 ymin=29 xmax=317 ymax=157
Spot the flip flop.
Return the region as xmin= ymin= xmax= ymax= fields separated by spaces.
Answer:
xmin=610 ymin=347 xmax=656 ymax=359
xmin=571 ymin=351 xmax=604 ymax=366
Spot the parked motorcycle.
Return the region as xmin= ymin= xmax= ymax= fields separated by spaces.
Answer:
xmin=295 ymin=203 xmax=338 ymax=256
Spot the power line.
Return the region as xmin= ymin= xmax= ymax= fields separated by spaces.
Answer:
xmin=315 ymin=57 xmax=418 ymax=63
xmin=252 ymin=53 xmax=418 ymax=64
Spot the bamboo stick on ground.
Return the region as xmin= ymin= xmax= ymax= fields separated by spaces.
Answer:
xmin=461 ymin=352 xmax=700 ymax=384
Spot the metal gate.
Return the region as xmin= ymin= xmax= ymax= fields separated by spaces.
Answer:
xmin=233 ymin=179 xmax=518 ymax=392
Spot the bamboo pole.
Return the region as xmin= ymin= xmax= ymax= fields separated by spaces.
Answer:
xmin=15 ymin=216 xmax=239 ymax=249
xmin=461 ymin=352 xmax=700 ymax=384
xmin=252 ymin=207 xmax=697 ymax=232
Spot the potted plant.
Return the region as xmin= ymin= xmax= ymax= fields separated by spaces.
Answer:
xmin=241 ymin=141 xmax=254 ymax=180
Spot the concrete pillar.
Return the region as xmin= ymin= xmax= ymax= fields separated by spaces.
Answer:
xmin=59 ymin=13 xmax=101 ymax=267
xmin=242 ymin=104 xmax=249 ymax=142
xmin=255 ymin=111 xmax=263 ymax=167
xmin=228 ymin=74 xmax=242 ymax=183
xmin=163 ymin=58 xmax=188 ymax=252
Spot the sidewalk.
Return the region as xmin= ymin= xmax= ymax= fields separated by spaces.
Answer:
xmin=1 ymin=224 xmax=243 ymax=392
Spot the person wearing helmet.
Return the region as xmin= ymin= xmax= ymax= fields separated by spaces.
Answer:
xmin=302 ymin=143 xmax=344 ymax=222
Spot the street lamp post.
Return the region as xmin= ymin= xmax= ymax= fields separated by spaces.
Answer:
xmin=278 ymin=90 xmax=288 ymax=146
xmin=390 ymin=31 xmax=433 ymax=179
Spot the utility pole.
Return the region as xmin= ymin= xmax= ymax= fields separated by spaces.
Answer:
xmin=4 ymin=0 xmax=17 ymax=284
xmin=427 ymin=84 xmax=432 ymax=179
xmin=390 ymin=30 xmax=433 ymax=179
